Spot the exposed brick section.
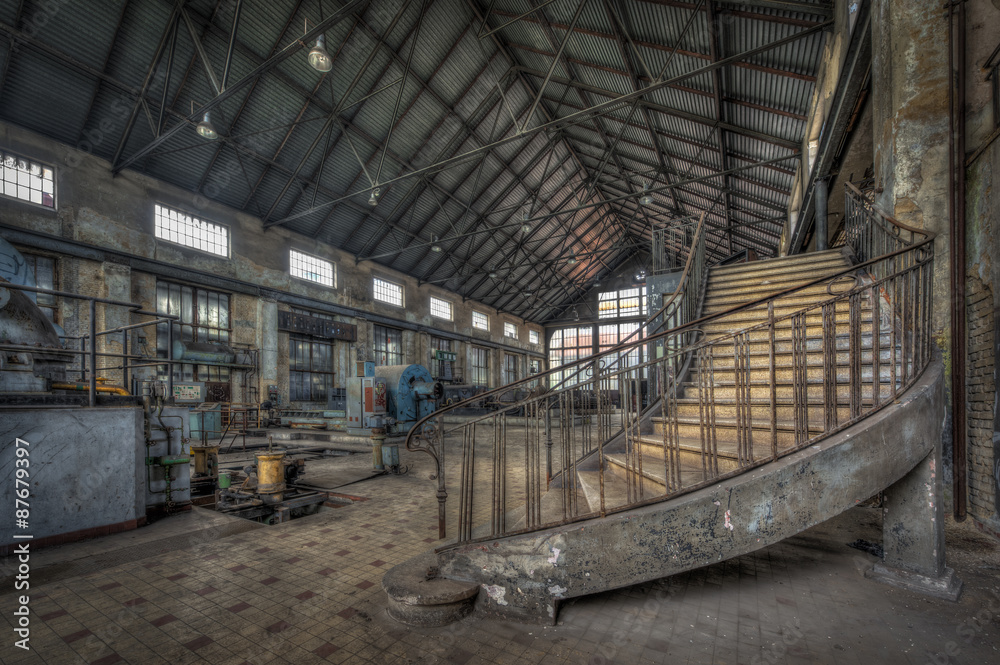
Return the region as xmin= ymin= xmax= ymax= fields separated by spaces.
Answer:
xmin=966 ymin=276 xmax=996 ymax=523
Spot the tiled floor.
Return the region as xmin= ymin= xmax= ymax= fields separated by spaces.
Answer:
xmin=2 ymin=433 xmax=999 ymax=665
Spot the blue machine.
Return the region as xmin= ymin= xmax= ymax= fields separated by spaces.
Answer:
xmin=376 ymin=364 xmax=443 ymax=433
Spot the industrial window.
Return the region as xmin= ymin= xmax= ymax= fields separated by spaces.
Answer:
xmin=154 ymin=204 xmax=228 ymax=257
xmin=373 ymin=325 xmax=404 ymax=365
xmin=598 ymin=322 xmax=644 ymax=390
xmin=21 ymin=253 xmax=57 ymax=322
xmin=502 ymin=353 xmax=518 ymax=385
xmin=470 ymin=346 xmax=489 ymax=386
xmin=503 ymin=322 xmax=518 ymax=339
xmin=472 ymin=310 xmax=489 ymax=331
xmin=290 ymin=306 xmax=334 ymax=321
xmin=373 ymin=277 xmax=403 ymax=307
xmin=430 ymin=296 xmax=452 ymax=320
xmin=1 ymin=151 xmax=54 ymax=208
xmin=155 ymin=281 xmax=231 ymax=383
xmin=430 ymin=337 xmax=454 ymax=380
xmin=598 ymin=287 xmax=648 ymax=319
xmin=290 ymin=249 xmax=335 ymax=288
xmin=529 ymin=330 xmax=540 ymax=345
xmin=529 ymin=359 xmax=540 ymax=374
xmin=548 ymin=326 xmax=593 ymax=387
xmin=289 ymin=335 xmax=333 ymax=402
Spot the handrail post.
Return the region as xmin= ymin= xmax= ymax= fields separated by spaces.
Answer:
xmin=88 ymin=299 xmax=97 ymax=408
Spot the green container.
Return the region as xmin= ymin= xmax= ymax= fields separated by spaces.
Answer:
xmin=218 ymin=472 xmax=231 ymax=489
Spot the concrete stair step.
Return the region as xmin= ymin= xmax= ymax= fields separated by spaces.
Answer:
xmin=680 ymin=381 xmax=898 ymax=401
xmin=703 ymin=297 xmax=872 ymax=320
xmin=382 ymin=553 xmax=479 ymax=627
xmin=603 ymin=453 xmax=714 ymax=494
xmin=652 ymin=416 xmax=823 ymax=444
xmin=689 ymin=365 xmax=902 ymax=384
xmin=576 ymin=469 xmax=631 ymax=513
xmin=708 ymin=251 xmax=849 ymax=280
xmin=702 ymin=282 xmax=865 ymax=310
xmin=709 ymin=249 xmax=847 ymax=274
xmin=671 ymin=399 xmax=873 ymax=421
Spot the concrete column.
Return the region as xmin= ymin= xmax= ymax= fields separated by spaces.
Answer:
xmin=871 ymin=0 xmax=951 ymax=333
xmin=100 ymin=260 xmax=131 ymax=386
xmin=867 ymin=447 xmax=963 ymax=600
xmin=259 ymin=298 xmax=277 ymax=383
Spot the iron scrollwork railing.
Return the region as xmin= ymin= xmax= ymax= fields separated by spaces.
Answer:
xmin=408 ymin=183 xmax=935 ymax=548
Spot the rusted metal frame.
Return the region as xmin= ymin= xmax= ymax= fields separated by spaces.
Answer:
xmin=706 ymin=0 xmax=736 ymax=253
xmin=318 ymin=47 xmax=504 ymax=246
xmin=260 ymin=0 xmax=416 ymax=224
xmin=74 ymin=0 xmax=133 ymax=147
xmin=180 ymin=7 xmax=222 ymax=95
xmin=520 ymin=0 xmax=590 ymax=133
xmin=156 ymin=17 xmax=180 ymax=137
xmin=791 ymin=312 xmax=807 ymax=446
xmin=454 ymin=176 xmax=615 ymax=303
xmin=0 ymin=0 xmax=26 ymax=96
xmin=592 ymin=0 xmax=690 ymax=214
xmin=110 ymin=0 xmax=188 ymax=170
xmin=495 ymin=205 xmax=630 ymax=315
xmin=478 ymin=0 xmax=563 ymax=38
xmin=112 ymin=0 xmax=368 ymax=175
xmin=850 ymin=290 xmax=863 ymax=420
xmin=494 ymin=9 xmax=820 ymax=80
xmin=535 ymin=90 xmax=807 ymax=150
xmin=194 ymin=0 xmax=312 ymax=196
xmin=373 ymin=0 xmax=428 ymax=188
xmin=821 ymin=302 xmax=836 ymax=431
xmin=219 ymin=0 xmax=243 ymax=92
xmin=768 ymin=300 xmax=777 ymax=458
xmin=272 ymin=15 xmax=822 ymax=228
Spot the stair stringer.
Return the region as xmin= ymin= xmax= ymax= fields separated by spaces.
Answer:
xmin=432 ymin=360 xmax=944 ymax=624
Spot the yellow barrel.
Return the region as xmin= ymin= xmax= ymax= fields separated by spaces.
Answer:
xmin=255 ymin=452 xmax=286 ymax=499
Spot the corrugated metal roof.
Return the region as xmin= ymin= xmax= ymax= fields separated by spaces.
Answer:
xmin=0 ymin=0 xmax=828 ymax=323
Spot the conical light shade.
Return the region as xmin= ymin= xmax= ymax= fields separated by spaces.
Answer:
xmin=308 ymin=34 xmax=333 ymax=72
xmin=196 ymin=112 xmax=218 ymax=140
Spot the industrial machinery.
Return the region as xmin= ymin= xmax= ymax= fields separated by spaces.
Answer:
xmin=348 ymin=364 xmax=443 ymax=435
xmin=189 ymin=445 xmax=220 ymax=496
xmin=1 ymin=236 xmax=190 ymax=555
xmin=215 ymin=445 xmax=324 ymax=524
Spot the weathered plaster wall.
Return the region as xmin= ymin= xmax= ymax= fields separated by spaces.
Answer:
xmin=0 ymin=119 xmax=544 ymax=404
xmin=962 ymin=1 xmax=1000 ymax=534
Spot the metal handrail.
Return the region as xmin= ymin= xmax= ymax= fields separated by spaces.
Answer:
xmin=409 ymin=183 xmax=935 ymax=545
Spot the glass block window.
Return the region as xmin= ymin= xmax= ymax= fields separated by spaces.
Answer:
xmin=430 ymin=296 xmax=452 ymax=320
xmin=373 ymin=277 xmax=403 ymax=307
xmin=154 ymin=204 xmax=228 ymax=257
xmin=290 ymin=249 xmax=335 ymax=287
xmin=374 ymin=325 xmax=404 ymax=365
xmin=529 ymin=330 xmax=540 ymax=345
xmin=156 ymin=281 xmax=231 ymax=383
xmin=504 ymin=322 xmax=518 ymax=339
xmin=1 ymin=151 xmax=54 ymax=207
xmin=289 ymin=336 xmax=333 ymax=402
xmin=472 ymin=310 xmax=489 ymax=331
xmin=470 ymin=346 xmax=489 ymax=386
xmin=22 ymin=253 xmax=57 ymax=322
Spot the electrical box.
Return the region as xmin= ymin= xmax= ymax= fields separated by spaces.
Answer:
xmin=347 ymin=375 xmax=387 ymax=434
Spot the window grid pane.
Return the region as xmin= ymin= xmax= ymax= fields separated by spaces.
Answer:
xmin=154 ymin=204 xmax=228 ymax=257
xmin=470 ymin=347 xmax=489 ymax=385
xmin=373 ymin=277 xmax=403 ymax=306
xmin=504 ymin=322 xmax=517 ymax=339
xmin=289 ymin=334 xmax=333 ymax=402
xmin=155 ymin=281 xmax=231 ymax=384
xmin=529 ymin=330 xmax=539 ymax=345
xmin=430 ymin=297 xmax=452 ymax=320
xmin=2 ymin=152 xmax=54 ymax=208
xmin=290 ymin=249 xmax=335 ymax=287
xmin=374 ymin=325 xmax=404 ymax=365
xmin=472 ymin=311 xmax=489 ymax=331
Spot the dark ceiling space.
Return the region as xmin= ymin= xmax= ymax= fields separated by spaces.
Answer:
xmin=0 ymin=0 xmax=831 ymax=322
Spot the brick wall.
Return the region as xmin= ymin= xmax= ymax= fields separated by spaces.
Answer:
xmin=966 ymin=275 xmax=996 ymax=523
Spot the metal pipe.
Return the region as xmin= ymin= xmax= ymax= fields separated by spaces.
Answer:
xmin=88 ymin=299 xmax=97 ymax=408
xmin=52 ymin=382 xmax=131 ymax=396
xmin=167 ymin=319 xmax=174 ymax=402
xmin=814 ymin=175 xmax=828 ymax=251
xmin=950 ymin=0 xmax=968 ymax=521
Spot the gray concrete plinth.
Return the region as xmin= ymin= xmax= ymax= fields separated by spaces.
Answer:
xmin=868 ymin=447 xmax=962 ymax=601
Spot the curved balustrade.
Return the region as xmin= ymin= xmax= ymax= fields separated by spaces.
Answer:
xmin=406 ymin=183 xmax=936 ymax=547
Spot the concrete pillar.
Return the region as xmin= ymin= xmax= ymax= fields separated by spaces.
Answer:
xmin=100 ymin=260 xmax=131 ymax=386
xmin=871 ymin=0 xmax=951 ymax=333
xmin=259 ymin=297 xmax=277 ymax=384
xmin=866 ymin=447 xmax=963 ymax=600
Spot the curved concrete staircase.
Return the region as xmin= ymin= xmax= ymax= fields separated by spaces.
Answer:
xmin=384 ymin=187 xmax=957 ymax=626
